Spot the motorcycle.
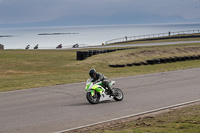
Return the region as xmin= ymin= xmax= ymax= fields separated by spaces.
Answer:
xmin=85 ymin=78 xmax=124 ymax=104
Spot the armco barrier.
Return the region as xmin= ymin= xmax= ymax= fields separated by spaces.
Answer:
xmin=105 ymin=29 xmax=200 ymax=45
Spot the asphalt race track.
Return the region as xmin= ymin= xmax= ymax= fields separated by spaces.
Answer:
xmin=87 ymin=40 xmax=200 ymax=49
xmin=0 ymin=68 xmax=200 ymax=133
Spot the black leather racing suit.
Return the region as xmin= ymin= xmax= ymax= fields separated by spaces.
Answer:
xmin=91 ymin=72 xmax=113 ymax=94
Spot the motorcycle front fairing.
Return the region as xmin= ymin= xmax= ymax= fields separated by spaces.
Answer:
xmin=85 ymin=79 xmax=104 ymax=96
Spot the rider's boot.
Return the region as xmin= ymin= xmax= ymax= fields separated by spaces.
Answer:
xmin=107 ymin=86 xmax=114 ymax=96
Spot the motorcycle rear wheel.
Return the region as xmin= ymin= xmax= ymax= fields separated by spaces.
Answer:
xmin=86 ymin=92 xmax=100 ymax=104
xmin=113 ymin=88 xmax=124 ymax=101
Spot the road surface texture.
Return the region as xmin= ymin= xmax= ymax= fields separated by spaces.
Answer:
xmin=0 ymin=68 xmax=200 ymax=133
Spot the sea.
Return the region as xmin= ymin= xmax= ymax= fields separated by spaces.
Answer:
xmin=0 ymin=23 xmax=200 ymax=49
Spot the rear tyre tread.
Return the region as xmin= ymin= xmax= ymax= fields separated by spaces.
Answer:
xmin=113 ymin=88 xmax=124 ymax=101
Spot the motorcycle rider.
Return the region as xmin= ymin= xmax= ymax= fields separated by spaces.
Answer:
xmin=89 ymin=68 xmax=114 ymax=96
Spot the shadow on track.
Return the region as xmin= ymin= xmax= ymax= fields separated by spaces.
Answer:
xmin=66 ymin=100 xmax=116 ymax=106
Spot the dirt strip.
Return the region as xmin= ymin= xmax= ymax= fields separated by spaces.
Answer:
xmin=65 ymin=102 xmax=200 ymax=133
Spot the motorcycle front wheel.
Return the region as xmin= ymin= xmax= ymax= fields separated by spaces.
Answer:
xmin=113 ymin=88 xmax=124 ymax=101
xmin=86 ymin=92 xmax=100 ymax=104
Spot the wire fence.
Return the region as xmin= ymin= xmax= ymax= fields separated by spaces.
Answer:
xmin=105 ymin=29 xmax=200 ymax=45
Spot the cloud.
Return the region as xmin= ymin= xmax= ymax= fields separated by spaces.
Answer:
xmin=0 ymin=0 xmax=199 ymax=25
xmin=0 ymin=0 xmax=67 ymax=23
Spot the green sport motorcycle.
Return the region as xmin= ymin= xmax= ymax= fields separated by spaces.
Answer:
xmin=85 ymin=78 xmax=124 ymax=104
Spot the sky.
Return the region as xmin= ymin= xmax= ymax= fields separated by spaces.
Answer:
xmin=0 ymin=0 xmax=200 ymax=27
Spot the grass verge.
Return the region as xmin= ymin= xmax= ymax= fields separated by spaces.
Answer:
xmin=0 ymin=41 xmax=200 ymax=92
xmin=1 ymin=38 xmax=200 ymax=133
xmin=85 ymin=103 xmax=200 ymax=133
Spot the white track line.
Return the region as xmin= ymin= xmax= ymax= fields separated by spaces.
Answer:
xmin=54 ymin=99 xmax=200 ymax=133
